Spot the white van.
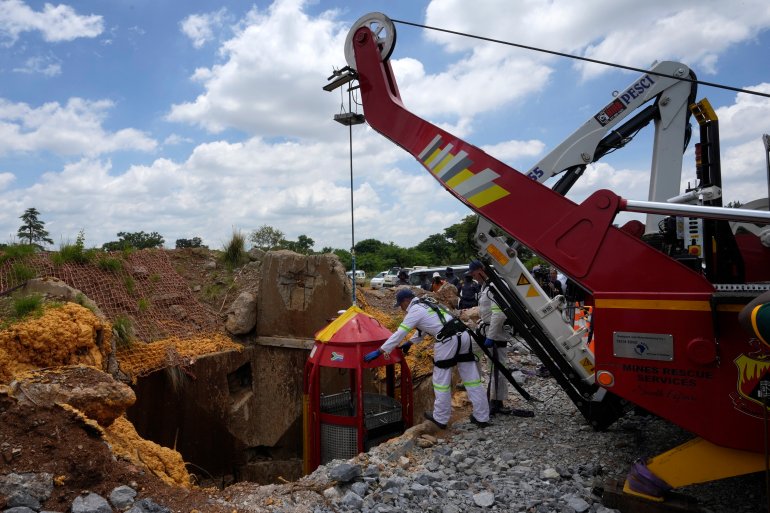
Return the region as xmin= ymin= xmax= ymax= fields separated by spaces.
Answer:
xmin=346 ymin=270 xmax=366 ymax=285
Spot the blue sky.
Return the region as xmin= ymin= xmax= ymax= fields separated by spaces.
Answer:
xmin=0 ymin=0 xmax=768 ymax=253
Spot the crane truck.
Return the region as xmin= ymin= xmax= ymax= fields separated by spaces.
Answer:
xmin=326 ymin=12 xmax=770 ymax=503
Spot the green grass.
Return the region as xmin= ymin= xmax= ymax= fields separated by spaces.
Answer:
xmin=10 ymin=262 xmax=36 ymax=283
xmin=12 ymin=293 xmax=43 ymax=318
xmin=221 ymin=230 xmax=248 ymax=270
xmin=112 ymin=315 xmax=134 ymax=349
xmin=123 ymin=275 xmax=135 ymax=295
xmin=0 ymin=244 xmax=36 ymax=265
xmin=97 ymin=256 xmax=123 ymax=272
xmin=52 ymin=232 xmax=97 ymax=265
xmin=137 ymin=298 xmax=150 ymax=312
xmin=203 ymin=283 xmax=224 ymax=299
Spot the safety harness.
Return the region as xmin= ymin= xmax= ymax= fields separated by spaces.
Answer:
xmin=416 ymin=298 xmax=476 ymax=369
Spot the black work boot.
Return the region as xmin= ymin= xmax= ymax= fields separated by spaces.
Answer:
xmin=490 ymin=400 xmax=512 ymax=415
xmin=470 ymin=414 xmax=490 ymax=428
xmin=423 ymin=410 xmax=447 ymax=429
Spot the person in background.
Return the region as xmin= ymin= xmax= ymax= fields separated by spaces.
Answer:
xmin=363 ymin=288 xmax=490 ymax=429
xmin=395 ymin=269 xmax=410 ymax=286
xmin=431 ymin=272 xmax=445 ymax=293
xmin=547 ymin=268 xmax=563 ymax=298
xmin=458 ymin=273 xmax=480 ymax=309
xmin=445 ymin=267 xmax=460 ymax=289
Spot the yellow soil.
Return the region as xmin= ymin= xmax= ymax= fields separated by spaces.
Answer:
xmin=117 ymin=334 xmax=243 ymax=381
xmin=104 ymin=415 xmax=192 ymax=487
xmin=0 ymin=303 xmax=111 ymax=384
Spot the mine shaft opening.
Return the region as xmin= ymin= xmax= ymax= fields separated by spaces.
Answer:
xmin=126 ymin=353 xmax=305 ymax=488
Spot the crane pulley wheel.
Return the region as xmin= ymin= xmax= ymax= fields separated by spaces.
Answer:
xmin=344 ymin=12 xmax=396 ymax=69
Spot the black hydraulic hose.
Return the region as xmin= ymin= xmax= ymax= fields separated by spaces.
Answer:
xmin=466 ymin=327 xmax=535 ymax=402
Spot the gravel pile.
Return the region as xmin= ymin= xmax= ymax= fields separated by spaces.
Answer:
xmin=225 ymin=349 xmax=768 ymax=513
xmin=0 ymin=477 xmax=174 ymax=513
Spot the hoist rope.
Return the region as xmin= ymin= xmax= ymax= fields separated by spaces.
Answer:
xmin=390 ymin=18 xmax=770 ymax=100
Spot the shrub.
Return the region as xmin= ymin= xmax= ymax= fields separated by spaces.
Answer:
xmin=98 ymin=256 xmax=123 ymax=272
xmin=12 ymin=294 xmax=43 ymax=318
xmin=0 ymin=244 xmax=36 ymax=265
xmin=221 ymin=230 xmax=248 ymax=269
xmin=10 ymin=262 xmax=36 ymax=282
xmin=52 ymin=231 xmax=94 ymax=265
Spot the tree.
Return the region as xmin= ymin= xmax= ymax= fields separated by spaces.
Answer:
xmin=354 ymin=238 xmax=385 ymax=255
xmin=103 ymin=231 xmax=164 ymax=251
xmin=444 ymin=214 xmax=479 ymax=262
xmin=176 ymin=237 xmax=205 ymax=248
xmin=281 ymin=234 xmax=315 ymax=255
xmin=17 ymin=207 xmax=53 ymax=248
xmin=250 ymin=225 xmax=284 ymax=250
xmin=415 ymin=233 xmax=453 ymax=264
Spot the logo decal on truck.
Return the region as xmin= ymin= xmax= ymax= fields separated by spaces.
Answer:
xmin=594 ymin=98 xmax=626 ymax=126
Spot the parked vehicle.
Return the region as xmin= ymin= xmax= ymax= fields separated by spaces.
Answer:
xmin=345 ymin=270 xmax=366 ymax=285
xmin=382 ymin=267 xmax=401 ymax=287
xmin=408 ymin=265 xmax=469 ymax=290
xmin=369 ymin=271 xmax=387 ymax=289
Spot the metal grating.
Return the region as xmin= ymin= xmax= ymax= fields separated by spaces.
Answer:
xmin=319 ymin=390 xmax=403 ymax=464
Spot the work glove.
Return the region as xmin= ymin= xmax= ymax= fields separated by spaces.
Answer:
xmin=484 ymin=337 xmax=495 ymax=348
xmin=363 ymin=349 xmax=382 ymax=362
xmin=400 ymin=341 xmax=412 ymax=355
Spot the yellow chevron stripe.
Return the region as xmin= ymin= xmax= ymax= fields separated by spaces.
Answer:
xmin=468 ymin=184 xmax=510 ymax=208
xmin=595 ymin=299 xmax=710 ymax=311
xmin=432 ymin=153 xmax=455 ymax=175
xmin=446 ymin=169 xmax=473 ymax=188
xmin=424 ymin=147 xmax=443 ymax=166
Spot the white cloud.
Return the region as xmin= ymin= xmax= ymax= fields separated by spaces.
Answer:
xmin=180 ymin=8 xmax=228 ymax=49
xmin=0 ymin=0 xmax=103 ymax=46
xmin=482 ymin=139 xmax=545 ymax=164
xmin=12 ymin=55 xmax=61 ymax=76
xmin=715 ymin=83 xmax=770 ymax=142
xmin=424 ymin=0 xmax=770 ymax=80
xmin=0 ymin=126 xmax=472 ymax=250
xmin=0 ymin=172 xmax=14 ymax=190
xmin=163 ymin=134 xmax=193 ymax=146
xmin=0 ymin=97 xmax=157 ymax=156
xmin=392 ymin=52 xmax=552 ymax=122
xmin=168 ymin=0 xmax=347 ymax=138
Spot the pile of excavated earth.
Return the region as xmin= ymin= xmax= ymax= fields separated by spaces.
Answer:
xmin=0 ymin=248 xmax=765 ymax=513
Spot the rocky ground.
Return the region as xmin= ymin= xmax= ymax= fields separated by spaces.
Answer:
xmin=218 ymin=344 xmax=769 ymax=513
xmin=2 ymin=338 xmax=767 ymax=513
xmin=2 ymin=262 xmax=768 ymax=513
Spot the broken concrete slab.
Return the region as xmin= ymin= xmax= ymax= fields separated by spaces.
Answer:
xmin=256 ymin=251 xmax=350 ymax=338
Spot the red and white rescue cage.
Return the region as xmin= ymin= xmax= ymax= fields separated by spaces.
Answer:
xmin=303 ymin=306 xmax=413 ymax=473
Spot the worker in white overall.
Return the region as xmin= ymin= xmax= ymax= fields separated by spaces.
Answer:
xmin=468 ymin=260 xmax=511 ymax=415
xmin=364 ymin=288 xmax=490 ymax=429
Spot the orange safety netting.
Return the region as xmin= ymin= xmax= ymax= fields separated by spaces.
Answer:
xmin=0 ymin=250 xmax=221 ymax=342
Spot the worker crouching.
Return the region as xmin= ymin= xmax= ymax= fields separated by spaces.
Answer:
xmin=363 ymin=288 xmax=490 ymax=429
